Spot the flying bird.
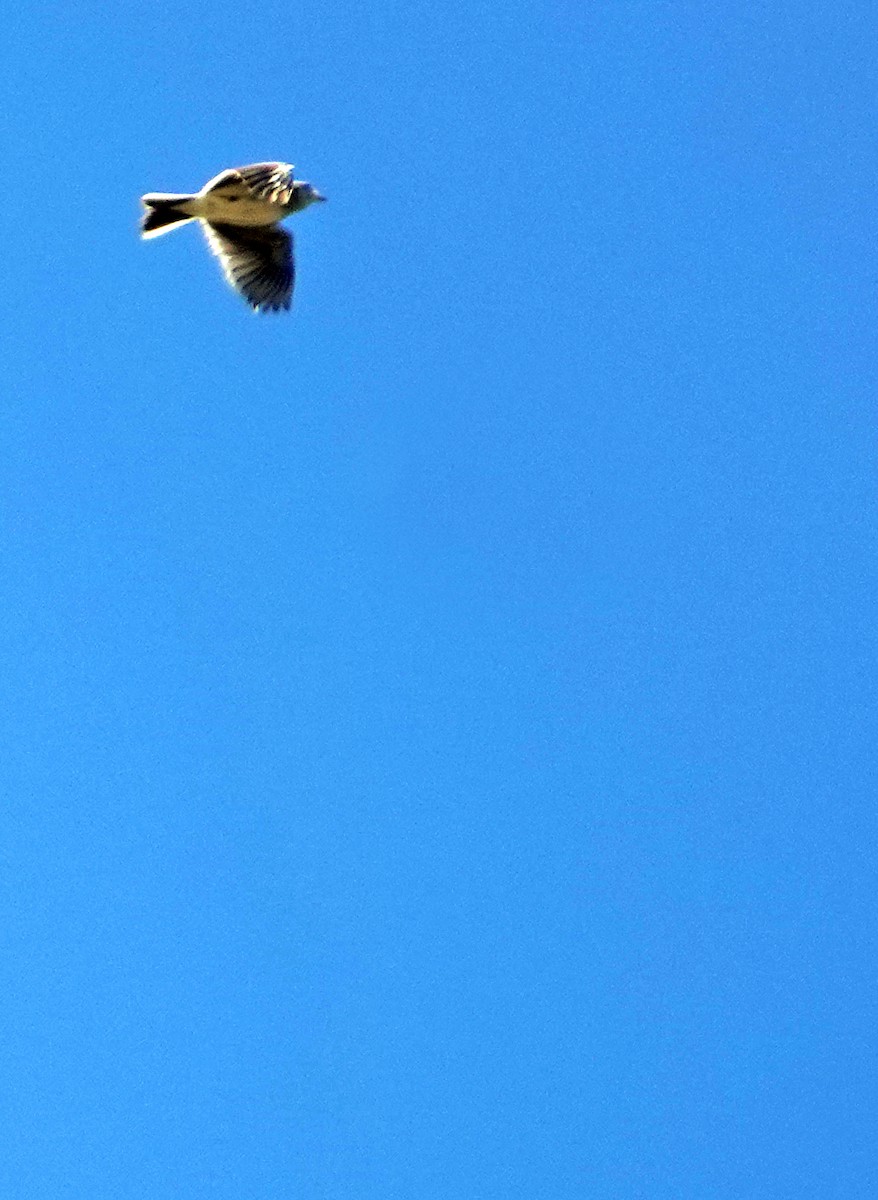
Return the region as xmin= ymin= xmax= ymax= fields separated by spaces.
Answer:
xmin=140 ymin=162 xmax=326 ymax=312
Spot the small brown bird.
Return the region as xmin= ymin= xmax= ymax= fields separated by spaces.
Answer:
xmin=141 ymin=162 xmax=326 ymax=312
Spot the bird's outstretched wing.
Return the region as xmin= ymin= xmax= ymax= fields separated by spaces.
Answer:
xmin=202 ymin=162 xmax=297 ymax=205
xmin=202 ymin=222 xmax=295 ymax=311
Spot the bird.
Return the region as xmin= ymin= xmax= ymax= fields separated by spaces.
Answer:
xmin=140 ymin=162 xmax=326 ymax=312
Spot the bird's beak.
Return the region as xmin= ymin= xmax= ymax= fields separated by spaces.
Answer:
xmin=314 ymin=191 xmax=328 ymax=202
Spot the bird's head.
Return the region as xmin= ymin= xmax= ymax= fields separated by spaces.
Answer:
xmin=293 ymin=181 xmax=328 ymax=209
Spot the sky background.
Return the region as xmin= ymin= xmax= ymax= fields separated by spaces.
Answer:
xmin=1 ymin=2 xmax=876 ymax=1196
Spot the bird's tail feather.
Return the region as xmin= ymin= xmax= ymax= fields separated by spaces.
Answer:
xmin=141 ymin=194 xmax=197 ymax=240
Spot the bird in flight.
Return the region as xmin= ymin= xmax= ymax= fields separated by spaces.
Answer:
xmin=140 ymin=162 xmax=326 ymax=312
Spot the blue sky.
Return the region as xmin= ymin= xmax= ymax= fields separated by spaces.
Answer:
xmin=1 ymin=2 xmax=875 ymax=1196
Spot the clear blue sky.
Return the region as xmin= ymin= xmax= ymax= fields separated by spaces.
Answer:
xmin=1 ymin=2 xmax=875 ymax=1196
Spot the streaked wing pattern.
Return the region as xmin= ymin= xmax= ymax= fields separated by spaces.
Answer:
xmin=200 ymin=168 xmax=252 ymax=198
xmin=201 ymin=164 xmax=296 ymax=203
xmin=202 ymin=221 xmax=295 ymax=311
xmin=234 ymin=162 xmax=298 ymax=205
